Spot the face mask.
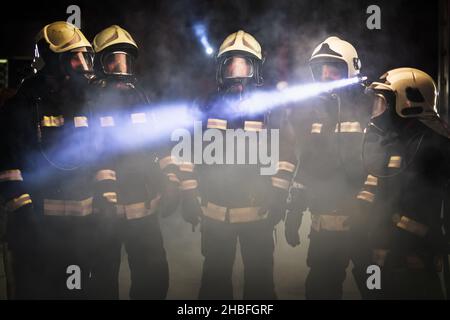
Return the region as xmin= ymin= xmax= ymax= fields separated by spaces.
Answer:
xmin=101 ymin=51 xmax=135 ymax=76
xmin=62 ymin=50 xmax=94 ymax=84
xmin=219 ymin=55 xmax=257 ymax=98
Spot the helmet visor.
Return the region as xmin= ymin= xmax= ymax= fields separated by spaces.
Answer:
xmin=68 ymin=51 xmax=94 ymax=73
xmin=102 ymin=51 xmax=135 ymax=76
xmin=222 ymin=56 xmax=254 ymax=79
xmin=371 ymin=94 xmax=388 ymax=120
xmin=310 ymin=62 xmax=346 ymax=82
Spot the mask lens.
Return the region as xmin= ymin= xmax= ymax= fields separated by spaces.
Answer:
xmin=102 ymin=52 xmax=134 ymax=76
xmin=222 ymin=56 xmax=254 ymax=79
xmin=371 ymin=94 xmax=388 ymax=119
xmin=311 ymin=62 xmax=346 ymax=82
xmin=69 ymin=51 xmax=93 ymax=73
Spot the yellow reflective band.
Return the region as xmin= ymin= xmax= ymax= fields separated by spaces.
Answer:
xmin=95 ymin=170 xmax=117 ymax=181
xmin=229 ymin=207 xmax=267 ymax=223
xmin=357 ymin=190 xmax=375 ymax=203
xmin=100 ymin=116 xmax=115 ymax=127
xmin=116 ymin=194 xmax=161 ymax=220
xmin=42 ymin=115 xmax=64 ymax=127
xmin=44 ymin=197 xmax=93 ymax=217
xmin=180 ymin=180 xmax=198 ymax=191
xmin=0 ymin=170 xmax=23 ymax=182
xmin=5 ymin=194 xmax=32 ymax=212
xmin=277 ymin=161 xmax=296 ymax=173
xmin=167 ymin=173 xmax=180 ymax=184
xmin=131 ymin=113 xmax=147 ymax=124
xmin=244 ymin=121 xmax=264 ymax=132
xmin=201 ymin=202 xmax=268 ymax=224
xmin=311 ymin=123 xmax=323 ymax=134
xmin=271 ymin=177 xmax=290 ymax=190
xmin=335 ymin=122 xmax=362 ymax=133
xmin=159 ymin=156 xmax=178 ymax=170
xmin=179 ymin=162 xmax=194 ymax=172
xmin=311 ymin=214 xmax=350 ymax=232
xmin=396 ymin=215 xmax=428 ymax=237
xmin=388 ymin=156 xmax=402 ymax=168
xmin=207 ymin=118 xmax=227 ymax=130
xmin=103 ymin=192 xmax=117 ymax=204
xmin=365 ymin=175 xmax=378 ymax=187
xmin=201 ymin=203 xmax=227 ymax=222
xmin=74 ymin=116 xmax=88 ymax=128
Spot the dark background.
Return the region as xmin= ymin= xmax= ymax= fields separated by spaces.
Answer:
xmin=0 ymin=0 xmax=440 ymax=100
xmin=0 ymin=0 xmax=444 ymax=299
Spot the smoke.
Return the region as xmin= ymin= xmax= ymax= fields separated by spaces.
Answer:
xmin=0 ymin=0 xmax=440 ymax=300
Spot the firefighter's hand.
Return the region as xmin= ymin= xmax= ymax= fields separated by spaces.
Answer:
xmin=93 ymin=192 xmax=117 ymax=215
xmin=264 ymin=204 xmax=286 ymax=227
xmin=285 ymin=211 xmax=303 ymax=247
xmin=286 ymin=181 xmax=307 ymax=212
xmin=160 ymin=181 xmax=180 ymax=218
xmin=263 ymin=188 xmax=288 ymax=227
xmin=181 ymin=191 xmax=201 ymax=228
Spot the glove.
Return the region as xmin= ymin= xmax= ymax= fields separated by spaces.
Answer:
xmin=262 ymin=188 xmax=288 ymax=227
xmin=286 ymin=181 xmax=307 ymax=212
xmin=284 ymin=181 xmax=307 ymax=247
xmin=159 ymin=181 xmax=180 ymax=217
xmin=284 ymin=210 xmax=303 ymax=247
xmin=93 ymin=192 xmax=117 ymax=215
xmin=181 ymin=190 xmax=202 ymax=228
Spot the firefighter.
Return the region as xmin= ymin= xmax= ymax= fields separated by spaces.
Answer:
xmin=0 ymin=21 xmax=95 ymax=299
xmin=284 ymin=36 xmax=373 ymax=299
xmin=179 ymin=30 xmax=297 ymax=299
xmin=89 ymin=25 xmax=179 ymax=300
xmin=361 ymin=68 xmax=450 ymax=299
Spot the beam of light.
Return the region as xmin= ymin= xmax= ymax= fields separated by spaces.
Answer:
xmin=193 ymin=23 xmax=214 ymax=56
xmin=26 ymin=76 xmax=366 ymax=184
xmin=236 ymin=76 xmax=367 ymax=116
xmin=104 ymin=102 xmax=199 ymax=153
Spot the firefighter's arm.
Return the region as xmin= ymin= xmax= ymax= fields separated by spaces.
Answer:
xmin=92 ymin=158 xmax=119 ymax=213
xmin=157 ymin=148 xmax=181 ymax=218
xmin=266 ymin=109 xmax=298 ymax=227
xmin=276 ymin=107 xmax=307 ymax=246
xmin=0 ymin=96 xmax=37 ymax=251
xmin=174 ymin=158 xmax=201 ymax=228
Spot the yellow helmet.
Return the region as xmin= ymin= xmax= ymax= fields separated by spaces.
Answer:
xmin=216 ymin=30 xmax=264 ymax=89
xmin=369 ymin=68 xmax=450 ymax=138
xmin=217 ymin=30 xmax=262 ymax=60
xmin=92 ymin=25 xmax=138 ymax=77
xmin=34 ymin=21 xmax=93 ymax=78
xmin=310 ymin=36 xmax=361 ymax=79
xmin=92 ymin=25 xmax=138 ymax=54
xmin=36 ymin=21 xmax=92 ymax=54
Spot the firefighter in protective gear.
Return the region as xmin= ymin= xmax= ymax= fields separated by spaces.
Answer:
xmin=0 ymin=21 xmax=95 ymax=299
xmin=180 ymin=30 xmax=297 ymax=299
xmin=284 ymin=36 xmax=373 ymax=299
xmin=361 ymin=68 xmax=450 ymax=299
xmin=89 ymin=25 xmax=178 ymax=300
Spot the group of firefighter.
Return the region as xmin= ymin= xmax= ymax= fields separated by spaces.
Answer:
xmin=0 ymin=21 xmax=449 ymax=300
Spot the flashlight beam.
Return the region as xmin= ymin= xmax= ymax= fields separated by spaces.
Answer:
xmin=237 ymin=76 xmax=366 ymax=116
xmin=28 ymin=77 xmax=367 ymax=184
xmin=193 ymin=23 xmax=214 ymax=56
